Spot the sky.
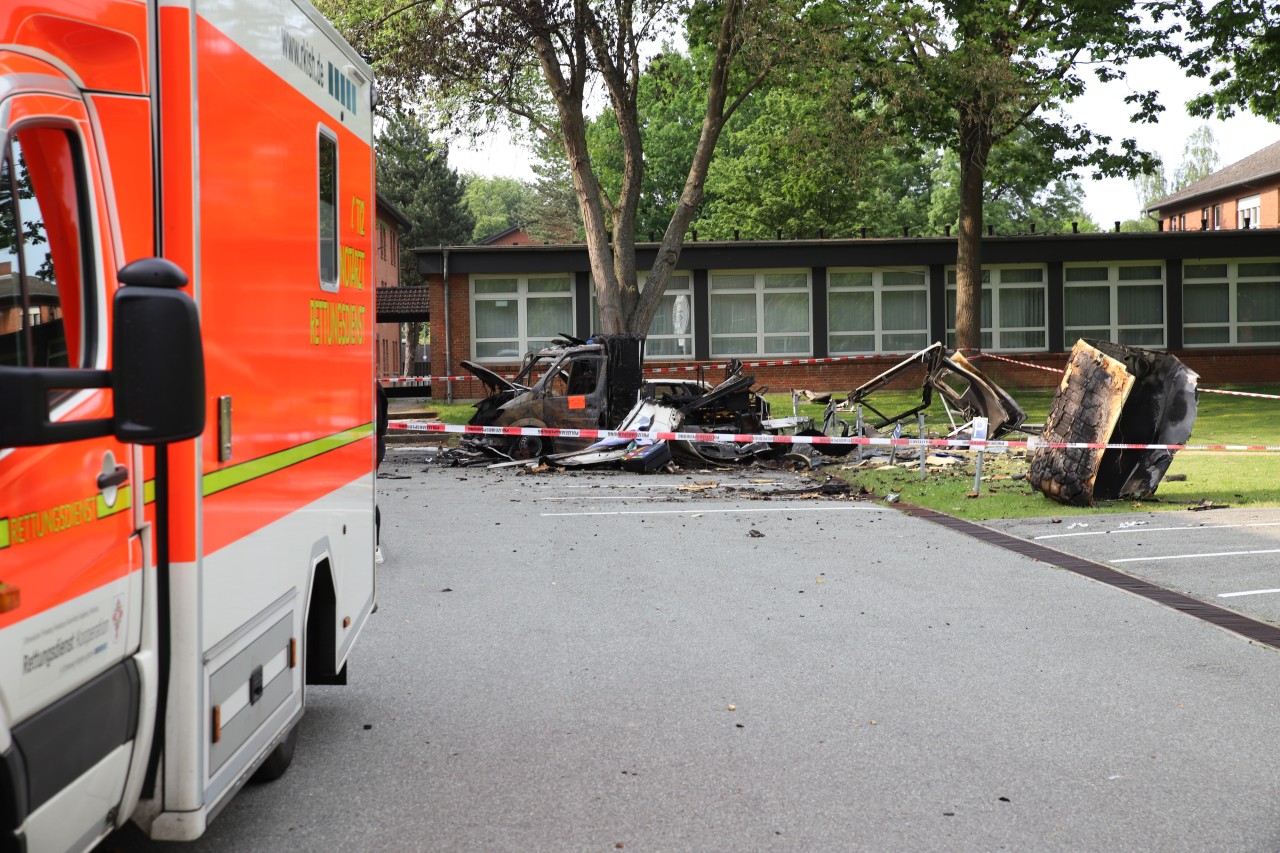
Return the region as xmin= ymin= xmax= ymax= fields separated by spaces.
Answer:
xmin=449 ymin=55 xmax=1280 ymax=228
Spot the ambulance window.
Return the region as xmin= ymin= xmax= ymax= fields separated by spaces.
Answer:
xmin=0 ymin=129 xmax=91 ymax=370
xmin=318 ymin=133 xmax=338 ymax=290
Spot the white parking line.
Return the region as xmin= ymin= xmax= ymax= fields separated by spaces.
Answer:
xmin=1036 ymin=522 xmax=1280 ymax=541
xmin=541 ymin=506 xmax=888 ymax=518
xmin=1112 ymin=548 xmax=1280 ymax=564
xmin=1218 ymin=588 xmax=1280 ymax=599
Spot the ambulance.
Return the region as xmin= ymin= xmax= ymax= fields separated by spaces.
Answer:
xmin=0 ymin=0 xmax=377 ymax=849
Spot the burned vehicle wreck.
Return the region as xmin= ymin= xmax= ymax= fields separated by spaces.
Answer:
xmin=458 ymin=335 xmax=806 ymax=469
xmin=461 ymin=334 xmax=646 ymax=459
xmin=1029 ymin=339 xmax=1198 ymax=506
xmin=843 ymin=342 xmax=1028 ymax=439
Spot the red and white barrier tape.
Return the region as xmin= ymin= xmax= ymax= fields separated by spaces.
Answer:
xmin=970 ymin=352 xmax=1065 ymax=375
xmin=972 ymin=352 xmax=1280 ymax=400
xmin=379 ymin=350 xmax=935 ymax=386
xmin=389 ymin=420 xmax=1280 ymax=453
xmin=381 ymin=349 xmax=1280 ymax=402
xmin=1198 ymin=387 xmax=1280 ymax=400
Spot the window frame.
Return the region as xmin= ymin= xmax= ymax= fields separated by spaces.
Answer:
xmin=0 ymin=120 xmax=100 ymax=373
xmin=1183 ymin=258 xmax=1280 ymax=347
xmin=1063 ymin=262 xmax=1166 ymax=348
xmin=317 ymin=127 xmax=339 ymax=293
xmin=708 ymin=268 xmax=812 ymax=358
xmin=826 ymin=266 xmax=929 ymax=355
xmin=945 ymin=264 xmax=1048 ymax=352
xmin=589 ymin=271 xmax=695 ymax=359
xmin=1237 ymin=195 xmax=1261 ymax=230
xmin=470 ymin=274 xmax=575 ymax=361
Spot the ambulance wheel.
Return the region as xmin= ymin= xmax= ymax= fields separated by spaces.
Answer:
xmin=253 ymin=723 xmax=299 ymax=783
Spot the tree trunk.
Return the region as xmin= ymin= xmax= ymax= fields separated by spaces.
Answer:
xmin=954 ymin=111 xmax=992 ymax=353
xmin=630 ymin=0 xmax=747 ymax=335
xmin=528 ymin=19 xmax=626 ymax=334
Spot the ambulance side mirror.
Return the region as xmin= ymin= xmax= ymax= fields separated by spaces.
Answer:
xmin=112 ymin=258 xmax=206 ymax=444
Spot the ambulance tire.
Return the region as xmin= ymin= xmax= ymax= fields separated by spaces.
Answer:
xmin=253 ymin=722 xmax=299 ymax=783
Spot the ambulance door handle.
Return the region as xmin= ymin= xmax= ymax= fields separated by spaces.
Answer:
xmin=97 ymin=465 xmax=129 ymax=490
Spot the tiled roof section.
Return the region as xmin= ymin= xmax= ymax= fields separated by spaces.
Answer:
xmin=376 ymin=285 xmax=429 ymax=321
xmin=376 ymin=192 xmax=413 ymax=230
xmin=1149 ymin=138 xmax=1280 ymax=212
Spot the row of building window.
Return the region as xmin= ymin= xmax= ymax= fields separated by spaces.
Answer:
xmin=470 ymin=261 xmax=1280 ymax=359
xmin=1169 ymin=194 xmax=1262 ymax=231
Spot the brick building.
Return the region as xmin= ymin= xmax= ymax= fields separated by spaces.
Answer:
xmin=1149 ymin=139 xmax=1280 ymax=232
xmin=416 ymin=229 xmax=1280 ymax=398
xmin=372 ymin=193 xmax=416 ymax=376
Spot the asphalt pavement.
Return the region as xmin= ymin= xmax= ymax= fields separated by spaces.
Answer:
xmin=109 ymin=451 xmax=1280 ymax=852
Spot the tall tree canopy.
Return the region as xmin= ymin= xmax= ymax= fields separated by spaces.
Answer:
xmin=1184 ymin=0 xmax=1280 ymax=121
xmin=375 ymin=112 xmax=474 ymax=283
xmin=583 ymin=37 xmax=1089 ymax=241
xmin=320 ymin=0 xmax=806 ymax=335
xmin=838 ymin=0 xmax=1180 ymax=350
xmin=1126 ymin=124 xmax=1221 ymax=230
xmin=1172 ymin=124 xmax=1221 ymax=189
xmin=926 ymin=131 xmax=1096 ymax=235
xmin=462 ymin=175 xmax=535 ymax=243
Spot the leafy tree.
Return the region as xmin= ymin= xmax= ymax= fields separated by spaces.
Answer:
xmin=585 ymin=49 xmax=711 ymax=241
xmin=839 ymin=0 xmax=1180 ymax=350
xmin=694 ymin=88 xmax=937 ymax=239
xmin=584 ymin=41 xmax=937 ymax=240
xmin=1132 ymin=158 xmax=1169 ymax=212
xmin=520 ymin=133 xmax=583 ymax=244
xmin=926 ymin=130 xmax=1097 ymax=235
xmin=317 ymin=0 xmax=806 ymax=335
xmin=1171 ymin=124 xmax=1221 ymax=190
xmin=1126 ymin=124 xmax=1220 ymax=229
xmin=1184 ymin=0 xmax=1280 ymax=121
xmin=375 ymin=112 xmax=474 ymax=284
xmin=462 ymin=175 xmax=535 ymax=243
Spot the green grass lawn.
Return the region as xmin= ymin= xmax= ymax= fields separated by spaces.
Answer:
xmin=764 ymin=386 xmax=1280 ymax=519
xmin=395 ymin=383 xmax=1280 ymax=519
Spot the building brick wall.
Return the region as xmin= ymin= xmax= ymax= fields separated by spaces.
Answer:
xmin=374 ymin=211 xmax=403 ymax=376
xmin=1162 ymin=181 xmax=1280 ymax=231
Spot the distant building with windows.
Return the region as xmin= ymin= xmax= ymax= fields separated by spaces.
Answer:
xmin=372 ymin=193 xmax=417 ymax=377
xmin=415 ymin=229 xmax=1280 ymax=397
xmin=1148 ymin=139 xmax=1280 ymax=232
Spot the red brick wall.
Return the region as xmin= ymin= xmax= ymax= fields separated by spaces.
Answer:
xmin=375 ymin=213 xmax=402 ymax=376
xmin=1162 ymin=181 xmax=1279 ymax=230
xmin=425 ymin=273 xmax=475 ymax=392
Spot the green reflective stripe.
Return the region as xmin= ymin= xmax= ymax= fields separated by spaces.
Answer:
xmin=203 ymin=423 xmax=373 ymax=498
xmin=0 ymin=520 xmax=9 ymax=549
xmin=95 ymin=479 xmax=157 ymax=519
xmin=97 ymin=486 xmax=133 ymax=519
